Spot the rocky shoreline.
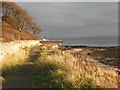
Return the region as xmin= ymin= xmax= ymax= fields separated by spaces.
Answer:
xmin=61 ymin=45 xmax=120 ymax=71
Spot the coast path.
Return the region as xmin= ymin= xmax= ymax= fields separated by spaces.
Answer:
xmin=2 ymin=46 xmax=40 ymax=88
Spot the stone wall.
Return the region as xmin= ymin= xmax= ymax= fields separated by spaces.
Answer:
xmin=0 ymin=40 xmax=40 ymax=61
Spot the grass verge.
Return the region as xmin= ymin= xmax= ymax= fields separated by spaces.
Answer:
xmin=1 ymin=47 xmax=30 ymax=76
xmin=34 ymin=44 xmax=98 ymax=88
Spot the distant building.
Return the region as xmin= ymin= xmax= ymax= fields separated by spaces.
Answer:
xmin=42 ymin=38 xmax=48 ymax=41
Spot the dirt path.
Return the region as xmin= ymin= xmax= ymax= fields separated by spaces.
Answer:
xmin=2 ymin=46 xmax=40 ymax=88
xmin=3 ymin=62 xmax=36 ymax=88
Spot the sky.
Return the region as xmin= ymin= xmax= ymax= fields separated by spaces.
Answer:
xmin=17 ymin=2 xmax=118 ymax=39
xmin=12 ymin=0 xmax=119 ymax=2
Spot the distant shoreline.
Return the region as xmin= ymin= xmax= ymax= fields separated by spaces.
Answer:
xmin=63 ymin=45 xmax=120 ymax=48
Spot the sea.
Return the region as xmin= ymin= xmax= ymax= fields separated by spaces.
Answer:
xmin=61 ymin=37 xmax=119 ymax=47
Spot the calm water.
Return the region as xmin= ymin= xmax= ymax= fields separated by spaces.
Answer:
xmin=62 ymin=38 xmax=118 ymax=46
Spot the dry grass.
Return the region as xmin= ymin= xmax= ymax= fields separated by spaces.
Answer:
xmin=34 ymin=44 xmax=118 ymax=88
xmin=1 ymin=47 xmax=30 ymax=77
xmin=0 ymin=43 xmax=118 ymax=88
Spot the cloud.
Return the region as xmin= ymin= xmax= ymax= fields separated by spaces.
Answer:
xmin=12 ymin=0 xmax=119 ymax=2
xmin=17 ymin=2 xmax=118 ymax=39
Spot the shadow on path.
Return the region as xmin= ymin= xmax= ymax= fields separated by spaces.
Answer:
xmin=2 ymin=45 xmax=41 ymax=88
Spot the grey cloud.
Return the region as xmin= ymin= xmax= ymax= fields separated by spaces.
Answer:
xmin=17 ymin=2 xmax=118 ymax=39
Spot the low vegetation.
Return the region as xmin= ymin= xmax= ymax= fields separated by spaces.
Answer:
xmin=1 ymin=43 xmax=118 ymax=88
xmin=34 ymin=44 xmax=118 ymax=88
xmin=1 ymin=47 xmax=30 ymax=76
xmin=2 ymin=21 xmax=39 ymax=42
